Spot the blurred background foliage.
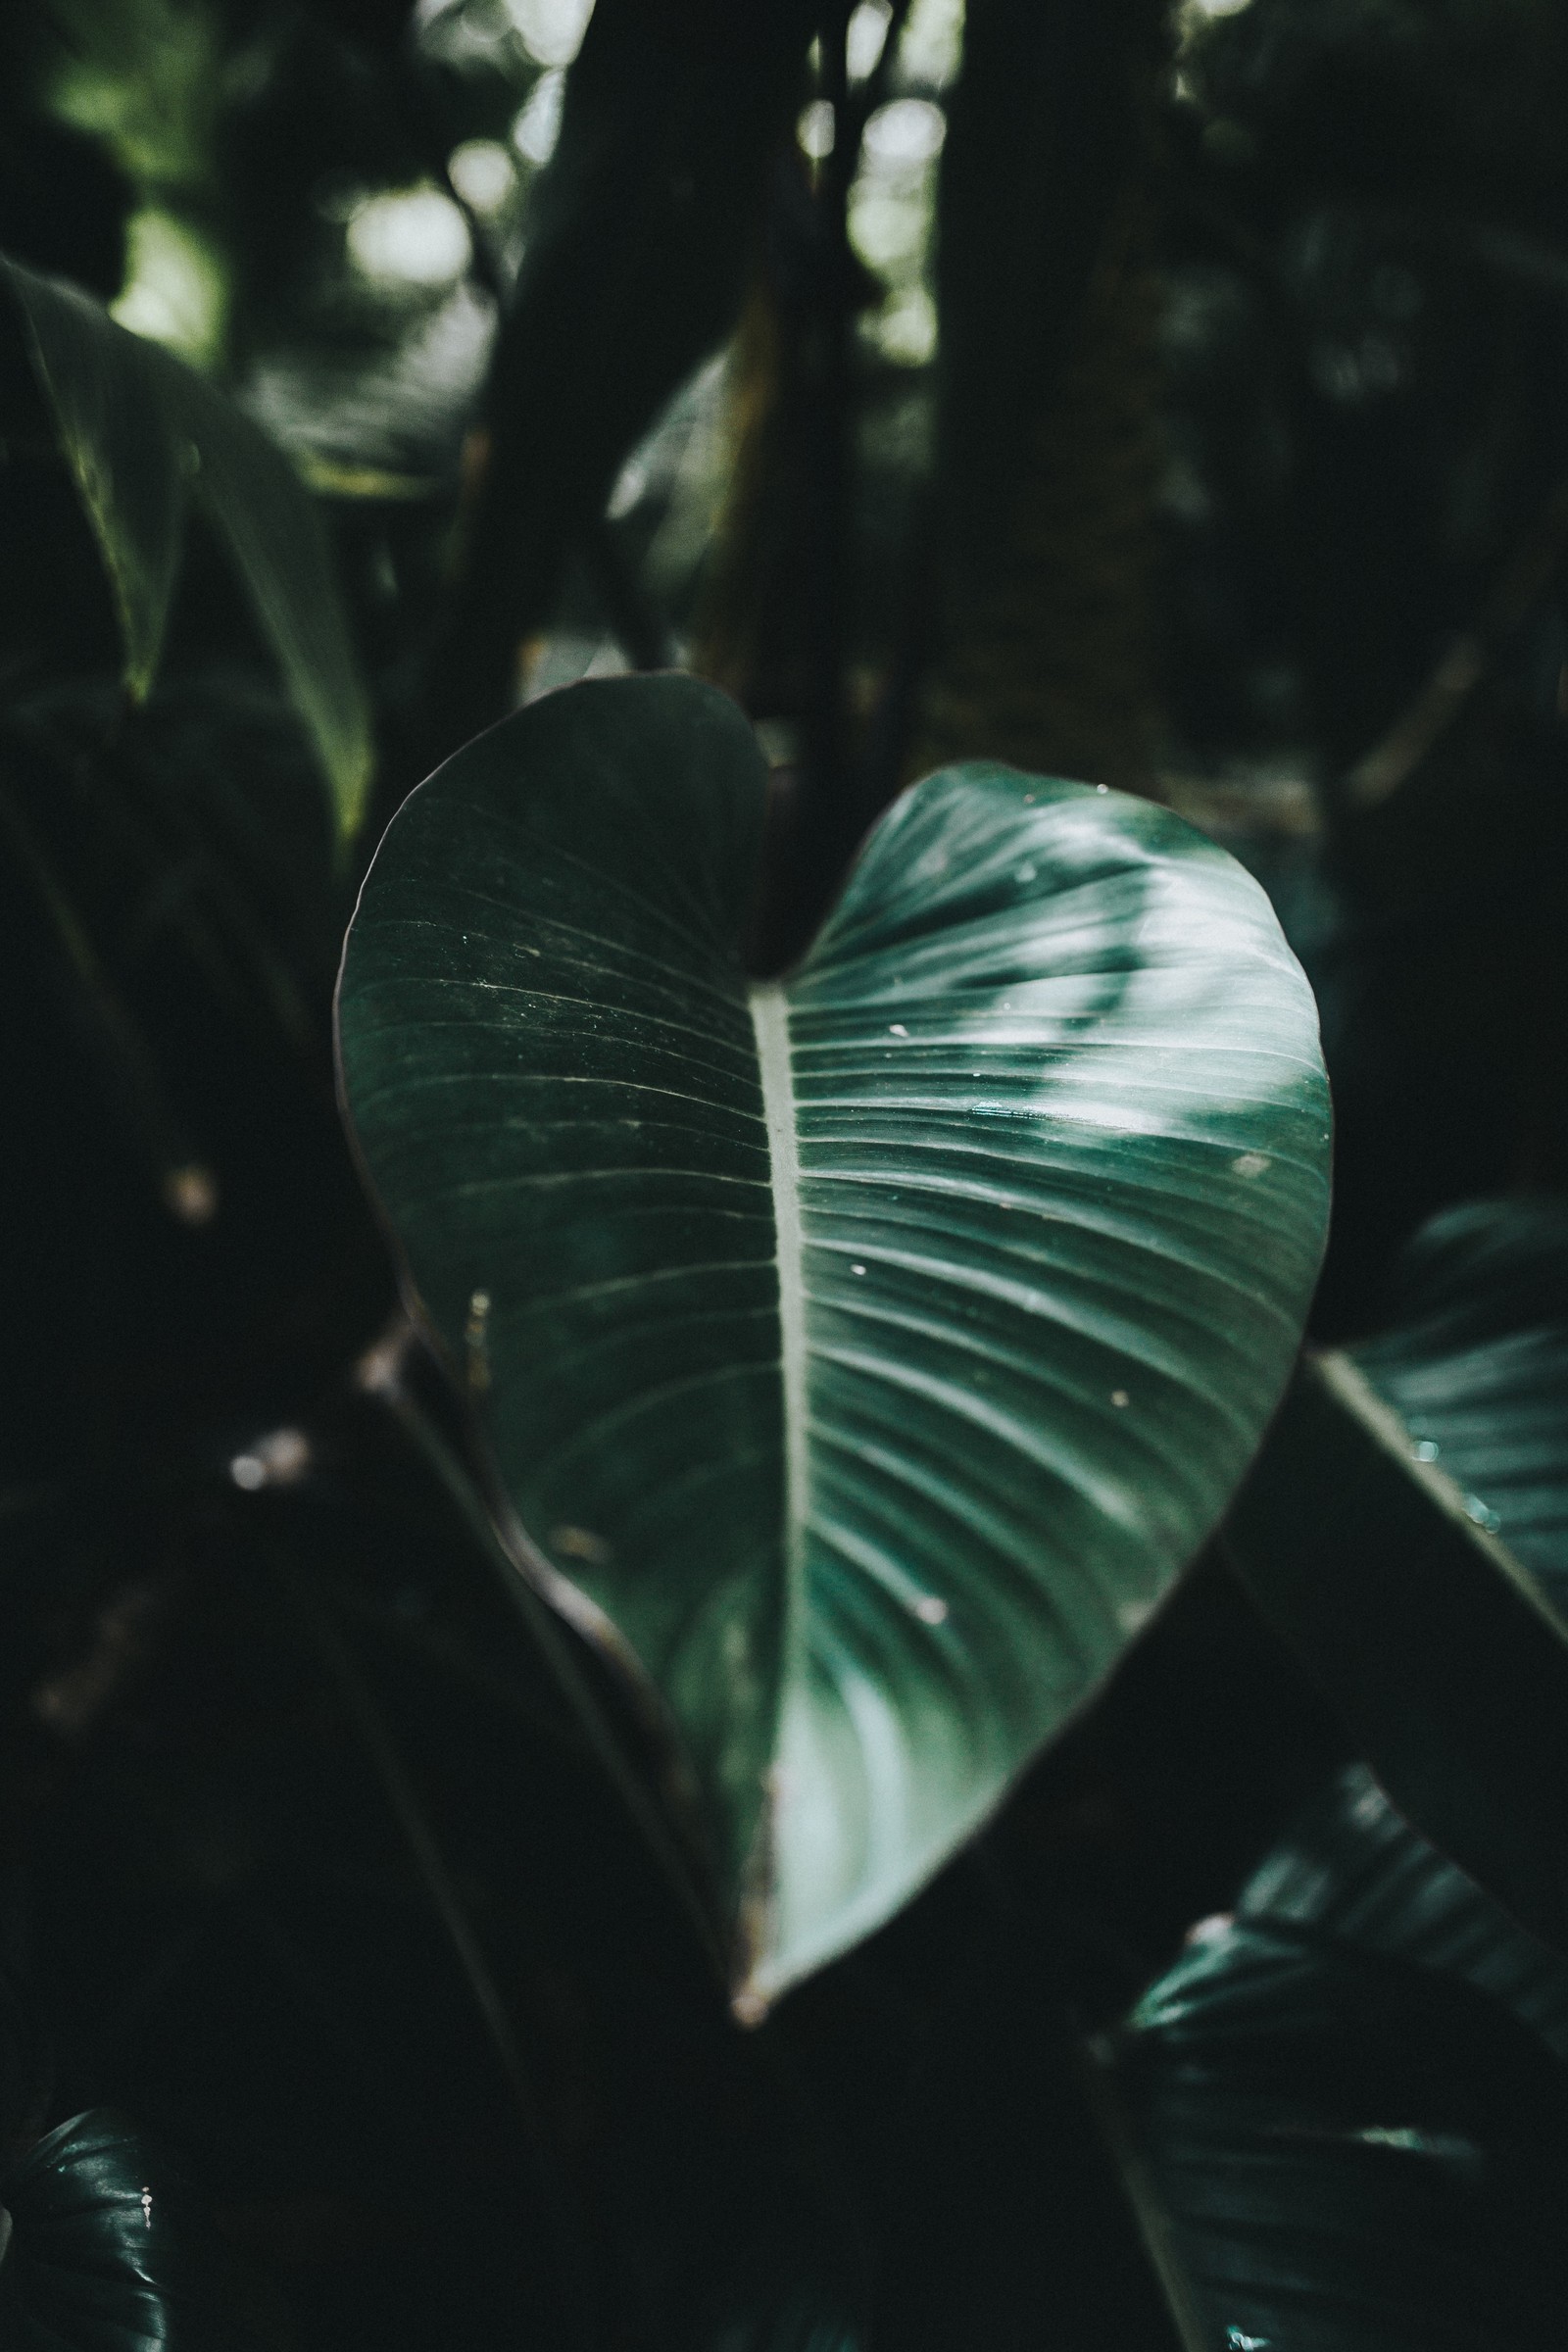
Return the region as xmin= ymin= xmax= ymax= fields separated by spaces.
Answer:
xmin=1 ymin=0 xmax=1567 ymax=2344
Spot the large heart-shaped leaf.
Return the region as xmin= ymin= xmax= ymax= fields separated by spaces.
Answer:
xmin=1228 ymin=1198 xmax=1568 ymax=1955
xmin=0 ymin=2110 xmax=287 ymax=2349
xmin=336 ymin=673 xmax=1331 ymax=2001
xmin=0 ymin=253 xmax=372 ymax=840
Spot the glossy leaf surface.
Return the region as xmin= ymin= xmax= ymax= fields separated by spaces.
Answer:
xmin=1111 ymin=1918 xmax=1568 ymax=2351
xmin=337 ymin=673 xmax=1331 ymax=2000
xmin=0 ymin=2109 xmax=287 ymax=2349
xmin=1229 ymin=1199 xmax=1568 ymax=1954
xmin=0 ymin=253 xmax=372 ymax=838
xmin=1353 ymin=1197 xmax=1568 ymax=1602
xmin=1240 ymin=1762 xmax=1568 ymax=2059
xmin=706 ymin=2296 xmax=860 ymax=2352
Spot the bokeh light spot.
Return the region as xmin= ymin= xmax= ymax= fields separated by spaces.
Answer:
xmin=504 ymin=0 xmax=593 ymax=68
xmin=514 ymin=70 xmax=566 ymax=165
xmin=864 ymin=97 xmax=946 ymax=166
xmin=848 ymin=0 xmax=893 ymax=82
xmin=448 ymin=139 xmax=516 ymax=215
xmin=798 ymin=100 xmax=836 ymax=163
xmin=111 ymin=208 xmax=226 ymax=367
xmin=347 ymin=187 xmax=472 ymax=288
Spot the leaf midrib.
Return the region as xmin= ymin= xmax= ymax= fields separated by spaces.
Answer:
xmin=750 ymin=985 xmax=808 ymax=1583
xmin=723 ymin=980 xmax=809 ymax=2004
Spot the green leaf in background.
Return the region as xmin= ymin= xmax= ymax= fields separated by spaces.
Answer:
xmin=1354 ymin=1198 xmax=1568 ymax=1588
xmin=336 ymin=673 xmax=1331 ymax=2004
xmin=179 ymin=378 xmax=372 ymax=845
xmin=1101 ymin=1750 xmax=1568 ymax=2348
xmin=0 ymin=252 xmax=373 ymax=840
xmin=1 ymin=253 xmax=184 ymax=695
xmin=1228 ymin=1198 xmax=1568 ymax=1956
xmin=1105 ymin=1913 xmax=1568 ymax=2352
xmin=0 ymin=2109 xmax=288 ymax=2350
xmin=708 ymin=2294 xmax=860 ymax=2352
xmin=1239 ymin=1762 xmax=1568 ymax=2059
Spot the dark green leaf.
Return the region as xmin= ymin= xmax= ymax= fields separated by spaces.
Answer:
xmin=1240 ymin=1763 xmax=1568 ymax=2059
xmin=0 ymin=2109 xmax=288 ymax=2350
xmin=1354 ymin=1198 xmax=1568 ymax=1597
xmin=1094 ymin=1748 xmax=1568 ymax=2350
xmin=1227 ymin=1199 xmax=1568 ymax=1955
xmin=176 ymin=380 xmax=374 ymax=846
xmin=336 ymin=672 xmax=1331 ymax=2002
xmin=1 ymin=254 xmax=185 ymax=696
xmin=1108 ymin=1918 xmax=1568 ymax=2352
xmin=0 ymin=253 xmax=373 ymax=839
xmin=710 ymin=2294 xmax=860 ymax=2352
